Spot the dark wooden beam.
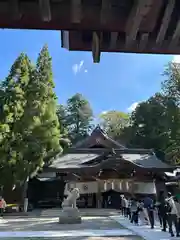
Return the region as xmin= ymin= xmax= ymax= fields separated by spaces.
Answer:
xmin=110 ymin=32 xmax=118 ymax=49
xmin=92 ymin=176 xmax=100 ymax=181
xmin=156 ymin=0 xmax=175 ymax=45
xmin=126 ymin=0 xmax=153 ymax=48
xmin=9 ymin=0 xmax=22 ymax=21
xmin=72 ymin=173 xmax=81 ymax=180
xmin=141 ymin=0 xmax=163 ymax=32
xmin=139 ymin=33 xmax=149 ymax=51
xmin=101 ymin=0 xmax=111 ymax=25
xmin=39 ymin=0 xmax=51 ymax=22
xmin=170 ymin=18 xmax=180 ymax=47
xmin=71 ymin=0 xmax=81 ymax=24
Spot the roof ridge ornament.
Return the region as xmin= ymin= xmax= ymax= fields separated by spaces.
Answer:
xmin=94 ymin=124 xmax=106 ymax=134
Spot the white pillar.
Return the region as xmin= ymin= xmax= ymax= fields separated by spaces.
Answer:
xmin=104 ymin=181 xmax=107 ymax=191
xmin=112 ymin=181 xmax=115 ymax=190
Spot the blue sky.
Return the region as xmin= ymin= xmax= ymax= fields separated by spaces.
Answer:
xmin=0 ymin=29 xmax=176 ymax=117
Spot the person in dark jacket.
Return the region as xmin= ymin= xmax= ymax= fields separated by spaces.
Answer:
xmin=143 ymin=196 xmax=154 ymax=229
xmin=158 ymin=191 xmax=169 ymax=232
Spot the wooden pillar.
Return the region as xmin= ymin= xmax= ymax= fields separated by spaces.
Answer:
xmin=96 ymin=180 xmax=102 ymax=208
xmin=155 ymin=179 xmax=167 ymax=197
xmin=39 ymin=0 xmax=51 ymax=22
xmin=92 ymin=32 xmax=102 ymax=63
xmin=9 ymin=0 xmax=22 ymax=20
xmin=71 ymin=0 xmax=82 ymax=23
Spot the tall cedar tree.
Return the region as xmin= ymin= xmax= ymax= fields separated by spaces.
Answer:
xmin=66 ymin=93 xmax=93 ymax=144
xmin=18 ymin=45 xmax=61 ymax=183
xmin=56 ymin=104 xmax=71 ymax=149
xmin=0 ymin=46 xmax=61 ymax=192
xmin=0 ymin=53 xmax=32 ymax=187
xmin=34 ymin=45 xmax=61 ymax=163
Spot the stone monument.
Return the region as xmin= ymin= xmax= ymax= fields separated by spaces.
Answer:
xmin=59 ymin=187 xmax=82 ymax=224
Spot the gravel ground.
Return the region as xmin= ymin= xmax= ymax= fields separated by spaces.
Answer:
xmin=0 ymin=210 xmax=143 ymax=240
xmin=0 ymin=216 xmax=123 ymax=231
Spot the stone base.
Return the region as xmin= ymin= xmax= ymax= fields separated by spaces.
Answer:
xmin=59 ymin=207 xmax=82 ymax=224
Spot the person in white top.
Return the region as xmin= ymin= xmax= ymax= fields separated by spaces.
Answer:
xmin=124 ymin=197 xmax=129 ymax=218
xmin=166 ymin=192 xmax=179 ymax=237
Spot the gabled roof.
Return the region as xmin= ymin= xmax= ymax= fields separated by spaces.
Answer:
xmin=75 ymin=126 xmax=126 ymax=149
xmin=46 ymin=148 xmax=175 ymax=173
xmin=45 ymin=127 xmax=175 ymax=174
xmin=49 ymin=153 xmax=101 ymax=170
xmin=119 ymin=152 xmax=174 ymax=170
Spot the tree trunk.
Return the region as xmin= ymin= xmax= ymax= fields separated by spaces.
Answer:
xmin=0 ymin=186 xmax=4 ymax=197
xmin=22 ymin=176 xmax=29 ymax=212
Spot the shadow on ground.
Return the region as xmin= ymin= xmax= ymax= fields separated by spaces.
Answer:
xmin=0 ymin=216 xmax=124 ymax=231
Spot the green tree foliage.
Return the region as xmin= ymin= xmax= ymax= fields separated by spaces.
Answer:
xmin=0 ymin=45 xmax=61 ymax=191
xmin=161 ymin=62 xmax=180 ymax=164
xmin=32 ymin=45 xmax=61 ymax=163
xmin=122 ymin=62 xmax=180 ymax=164
xmin=124 ymin=94 xmax=171 ymax=150
xmin=0 ymin=53 xmax=32 ymax=187
xmin=57 ymin=104 xmax=68 ymax=136
xmin=99 ymin=111 xmax=129 ymax=140
xmin=56 ymin=104 xmax=71 ymax=149
xmin=162 ymin=62 xmax=180 ymax=103
xmin=65 ymin=93 xmax=94 ymax=144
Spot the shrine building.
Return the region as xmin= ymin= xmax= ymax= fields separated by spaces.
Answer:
xmin=28 ymin=126 xmax=175 ymax=209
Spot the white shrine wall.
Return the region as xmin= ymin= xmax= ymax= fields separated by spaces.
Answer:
xmin=135 ymin=182 xmax=156 ymax=194
xmin=64 ymin=179 xmax=157 ymax=195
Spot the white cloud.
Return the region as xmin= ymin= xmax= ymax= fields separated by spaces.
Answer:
xmin=127 ymin=102 xmax=139 ymax=112
xmin=172 ymin=55 xmax=180 ymax=63
xmin=84 ymin=69 xmax=88 ymax=73
xmin=101 ymin=111 xmax=108 ymax=115
xmin=72 ymin=60 xmax=84 ymax=75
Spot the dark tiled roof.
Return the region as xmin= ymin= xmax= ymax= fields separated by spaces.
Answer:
xmin=68 ymin=147 xmax=154 ymax=155
xmin=121 ymin=153 xmax=174 ymax=170
xmin=75 ymin=126 xmax=126 ymax=149
xmin=49 ymin=153 xmax=100 ymax=170
xmin=47 ymin=148 xmax=174 ymax=172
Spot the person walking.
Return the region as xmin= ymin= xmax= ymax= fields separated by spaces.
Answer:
xmin=166 ymin=192 xmax=179 ymax=237
xmin=0 ymin=197 xmax=6 ymax=217
xmin=127 ymin=198 xmax=132 ymax=220
xmin=143 ymin=196 xmax=154 ymax=229
xmin=158 ymin=191 xmax=168 ymax=232
xmin=124 ymin=196 xmax=128 ymax=218
xmin=137 ymin=200 xmax=144 ymax=224
xmin=130 ymin=198 xmax=139 ymax=225
xmin=174 ymin=197 xmax=180 ymax=237
xmin=121 ymin=196 xmax=126 ymax=216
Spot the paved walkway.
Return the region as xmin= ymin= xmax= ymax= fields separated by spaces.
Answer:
xmin=0 ymin=215 xmax=134 ymax=238
xmin=0 ymin=216 xmax=123 ymax=231
xmin=0 ymin=229 xmax=134 ymax=238
xmin=1 ymin=209 xmax=177 ymax=239
xmin=111 ymin=215 xmax=177 ymax=240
